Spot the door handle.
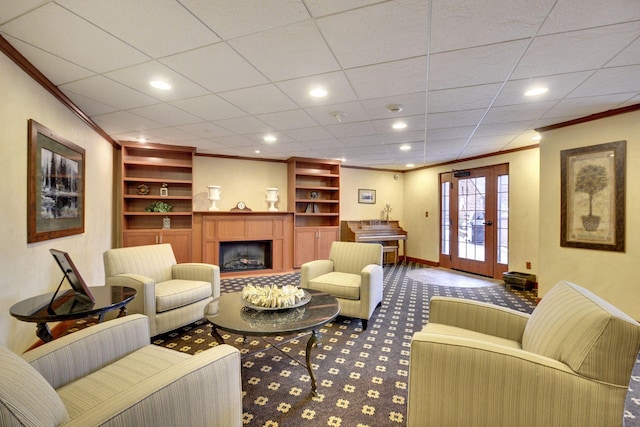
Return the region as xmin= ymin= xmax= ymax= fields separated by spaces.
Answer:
xmin=483 ymin=220 xmax=493 ymax=226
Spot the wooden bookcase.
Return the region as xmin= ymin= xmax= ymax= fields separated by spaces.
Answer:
xmin=287 ymin=157 xmax=340 ymax=267
xmin=119 ymin=142 xmax=195 ymax=263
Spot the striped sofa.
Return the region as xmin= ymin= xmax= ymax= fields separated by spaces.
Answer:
xmin=407 ymin=280 xmax=640 ymax=426
xmin=104 ymin=243 xmax=220 ymax=337
xmin=0 ymin=314 xmax=242 ymax=427
xmin=300 ymin=241 xmax=383 ymax=330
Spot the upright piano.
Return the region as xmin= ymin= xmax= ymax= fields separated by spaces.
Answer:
xmin=341 ymin=220 xmax=407 ymax=264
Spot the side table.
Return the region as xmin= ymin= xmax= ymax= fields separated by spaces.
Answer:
xmin=10 ymin=286 xmax=136 ymax=343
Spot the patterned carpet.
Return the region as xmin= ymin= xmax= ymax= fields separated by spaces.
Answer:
xmin=69 ymin=263 xmax=640 ymax=426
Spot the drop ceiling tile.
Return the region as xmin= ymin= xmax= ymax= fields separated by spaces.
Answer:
xmin=430 ymin=0 xmax=554 ymax=52
xmin=305 ymin=138 xmax=344 ymax=149
xmin=0 ymin=3 xmax=149 ymax=73
xmin=180 ymin=0 xmax=310 ymax=40
xmin=542 ymin=93 xmax=639 ymax=119
xmin=213 ymin=116 xmax=273 ymax=135
xmin=183 ymin=139 xmax=228 ymax=155
xmin=304 ymin=0 xmax=381 ymax=17
xmin=607 ymin=37 xmax=640 ymax=67
xmin=61 ymin=75 xmax=157 ymax=110
xmin=539 ymin=0 xmax=640 ymax=35
xmin=219 ymin=84 xmax=298 ymax=115
xmin=212 ymin=134 xmax=257 ymax=148
xmin=569 ymin=64 xmax=640 ymax=97
xmin=316 ymin=0 xmax=428 ymax=69
xmin=360 ymin=92 xmax=426 ymax=120
xmin=170 ymin=94 xmax=246 ymax=121
xmin=427 ymin=109 xmax=486 ymax=129
xmin=325 ymin=121 xmax=376 ymax=138
xmin=0 ymin=1 xmax=48 ymax=24
xmin=276 ymin=71 xmax=358 ymax=107
xmin=346 ymin=56 xmax=427 ymax=99
xmin=229 ymin=20 xmax=340 ymax=81
xmin=339 ymin=135 xmax=384 ymax=147
xmin=255 ymin=110 xmax=319 ymax=130
xmin=372 ymin=115 xmax=426 ymax=135
xmin=243 ymin=131 xmax=293 ymax=145
xmin=428 ymin=84 xmax=503 ymax=113
xmin=426 ymin=126 xmax=475 ymax=141
xmin=60 ymin=91 xmax=119 ymax=117
xmin=304 ymin=102 xmax=370 ymax=125
xmin=494 ymin=72 xmax=593 ymax=107
xmin=92 ymin=111 xmax=163 ymax=134
xmin=282 ymin=127 xmax=335 ymax=142
xmin=512 ymin=22 xmax=640 ymax=79
xmin=2 ymin=35 xmax=94 ymax=85
xmin=160 ymin=43 xmax=268 ymax=93
xmin=128 ymin=104 xmax=202 ymax=127
xmin=144 ymin=127 xmax=200 ymax=142
xmin=176 ymin=122 xmax=234 ymax=139
xmin=105 ymin=61 xmax=209 ymax=102
xmin=429 ymin=40 xmax=529 ymax=90
xmin=381 ymin=130 xmax=427 ymax=145
xmin=474 ymin=121 xmax=535 ymax=137
xmin=57 ymin=0 xmax=220 ymax=58
xmin=482 ymin=101 xmax=557 ymax=124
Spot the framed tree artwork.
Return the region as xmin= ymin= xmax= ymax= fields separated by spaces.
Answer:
xmin=560 ymin=140 xmax=625 ymax=251
xmin=27 ymin=119 xmax=85 ymax=243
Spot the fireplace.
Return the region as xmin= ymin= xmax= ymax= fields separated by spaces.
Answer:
xmin=219 ymin=240 xmax=273 ymax=273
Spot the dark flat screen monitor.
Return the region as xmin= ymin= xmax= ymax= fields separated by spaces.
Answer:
xmin=49 ymin=249 xmax=95 ymax=302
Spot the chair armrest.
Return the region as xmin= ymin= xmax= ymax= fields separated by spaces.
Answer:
xmin=428 ymin=296 xmax=530 ymax=342
xmin=22 ymin=315 xmax=150 ymax=389
xmin=408 ymin=332 xmax=624 ymax=427
xmin=105 ymin=274 xmax=156 ymax=321
xmin=172 ymin=263 xmax=221 ymax=298
xmin=65 ymin=344 xmax=242 ymax=427
xmin=360 ymin=264 xmax=383 ymax=299
xmin=300 ymin=260 xmax=334 ymax=287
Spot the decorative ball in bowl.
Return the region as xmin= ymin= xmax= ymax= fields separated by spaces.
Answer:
xmin=241 ymin=284 xmax=310 ymax=310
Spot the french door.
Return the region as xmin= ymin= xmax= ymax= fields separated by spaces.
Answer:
xmin=440 ymin=164 xmax=509 ymax=279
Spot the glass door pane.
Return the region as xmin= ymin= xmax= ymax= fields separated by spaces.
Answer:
xmin=458 ymin=177 xmax=486 ymax=262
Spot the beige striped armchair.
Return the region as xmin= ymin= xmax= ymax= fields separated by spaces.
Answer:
xmin=104 ymin=244 xmax=220 ymax=337
xmin=300 ymin=241 xmax=383 ymax=330
xmin=0 ymin=314 xmax=242 ymax=427
xmin=407 ymin=280 xmax=640 ymax=426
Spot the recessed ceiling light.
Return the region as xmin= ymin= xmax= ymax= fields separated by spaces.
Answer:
xmin=400 ymin=144 xmax=411 ymax=151
xmin=309 ymin=87 xmax=327 ymax=98
xmin=264 ymin=135 xmax=277 ymax=143
xmin=406 ymin=163 xmax=415 ymax=168
xmin=255 ymin=150 xmax=261 ymax=154
xmin=392 ymin=122 xmax=407 ymax=130
xmin=387 ymin=104 xmax=404 ymax=113
xmin=524 ymin=87 xmax=548 ymax=97
xmin=150 ymin=80 xmax=171 ymax=90
xmin=532 ymin=134 xmax=541 ymax=141
xmin=137 ymin=137 xmax=147 ymax=143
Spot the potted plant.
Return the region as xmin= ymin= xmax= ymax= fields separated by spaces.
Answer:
xmin=145 ymin=201 xmax=173 ymax=213
xmin=575 ymin=164 xmax=607 ymax=231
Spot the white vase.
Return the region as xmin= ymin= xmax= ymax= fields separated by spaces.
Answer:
xmin=207 ymin=185 xmax=221 ymax=211
xmin=266 ymin=187 xmax=279 ymax=212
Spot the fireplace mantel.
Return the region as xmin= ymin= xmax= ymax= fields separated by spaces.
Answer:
xmin=193 ymin=212 xmax=294 ymax=276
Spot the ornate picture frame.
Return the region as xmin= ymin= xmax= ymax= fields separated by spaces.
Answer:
xmin=27 ymin=119 xmax=85 ymax=243
xmin=560 ymin=140 xmax=625 ymax=252
xmin=358 ymin=189 xmax=376 ymax=204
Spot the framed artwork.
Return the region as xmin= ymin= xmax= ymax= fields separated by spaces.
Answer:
xmin=560 ymin=140 xmax=625 ymax=251
xmin=28 ymin=119 xmax=85 ymax=243
xmin=358 ymin=189 xmax=376 ymax=204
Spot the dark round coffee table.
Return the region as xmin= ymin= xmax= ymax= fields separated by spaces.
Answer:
xmin=10 ymin=286 xmax=136 ymax=343
xmin=204 ymin=289 xmax=340 ymax=395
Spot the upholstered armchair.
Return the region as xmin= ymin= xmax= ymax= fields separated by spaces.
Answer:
xmin=300 ymin=241 xmax=383 ymax=330
xmin=0 ymin=314 xmax=242 ymax=427
xmin=407 ymin=280 xmax=640 ymax=427
xmin=104 ymin=244 xmax=219 ymax=336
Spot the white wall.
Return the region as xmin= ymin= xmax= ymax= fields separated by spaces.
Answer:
xmin=403 ymin=148 xmax=540 ymax=275
xmin=340 ymin=168 xmax=404 ymax=223
xmin=0 ymin=53 xmax=114 ymax=352
xmin=538 ymin=111 xmax=640 ymax=319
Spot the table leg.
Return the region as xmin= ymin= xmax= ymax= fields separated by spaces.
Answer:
xmin=36 ymin=322 xmax=53 ymax=343
xmin=117 ymin=306 xmax=128 ymax=317
xmin=211 ymin=328 xmax=225 ymax=345
xmin=306 ymin=329 xmax=321 ymax=396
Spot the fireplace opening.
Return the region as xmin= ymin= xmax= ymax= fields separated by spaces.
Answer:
xmin=219 ymin=240 xmax=273 ymax=273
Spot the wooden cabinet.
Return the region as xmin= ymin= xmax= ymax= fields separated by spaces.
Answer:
xmin=287 ymin=157 xmax=340 ymax=267
xmin=119 ymin=142 xmax=194 ymax=262
xmin=294 ymin=227 xmax=339 ymax=267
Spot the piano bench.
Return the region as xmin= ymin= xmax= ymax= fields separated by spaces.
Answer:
xmin=382 ymin=245 xmax=399 ymax=265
